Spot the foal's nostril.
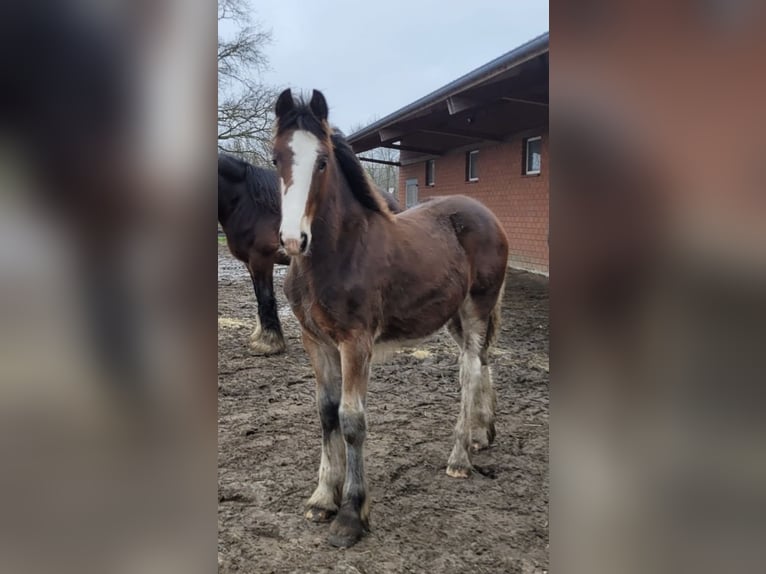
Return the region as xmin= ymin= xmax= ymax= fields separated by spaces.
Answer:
xmin=300 ymin=232 xmax=308 ymax=252
xmin=279 ymin=232 xmax=285 ymax=248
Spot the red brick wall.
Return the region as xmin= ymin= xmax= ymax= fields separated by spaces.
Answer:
xmin=398 ymin=134 xmax=549 ymax=274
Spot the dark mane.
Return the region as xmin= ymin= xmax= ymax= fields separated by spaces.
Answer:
xmin=331 ymin=129 xmax=396 ymax=216
xmin=218 ymin=153 xmax=280 ymax=217
xmin=218 ymin=153 xmax=247 ymax=181
xmin=246 ymin=164 xmax=281 ymax=213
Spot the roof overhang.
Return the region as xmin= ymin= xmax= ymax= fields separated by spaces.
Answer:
xmin=349 ymin=32 xmax=549 ymax=164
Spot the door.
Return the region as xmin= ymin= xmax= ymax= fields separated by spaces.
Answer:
xmin=405 ymin=178 xmax=418 ymax=208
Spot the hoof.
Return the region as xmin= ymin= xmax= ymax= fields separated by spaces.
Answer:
xmin=446 ymin=464 xmax=472 ymax=478
xmin=305 ymin=506 xmax=336 ymax=523
xmin=487 ymin=421 xmax=496 ymax=445
xmin=470 ymin=440 xmax=490 ymax=453
xmin=327 ymin=509 xmax=367 ymax=548
xmin=249 ymin=330 xmax=286 ymax=356
xmin=327 ymin=526 xmax=365 ymax=548
xmin=470 ymin=422 xmax=496 ymax=452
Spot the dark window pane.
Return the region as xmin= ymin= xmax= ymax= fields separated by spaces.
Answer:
xmin=468 ymin=151 xmax=479 ymax=180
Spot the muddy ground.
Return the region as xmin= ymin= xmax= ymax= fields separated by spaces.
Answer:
xmin=218 ymin=244 xmax=549 ymax=573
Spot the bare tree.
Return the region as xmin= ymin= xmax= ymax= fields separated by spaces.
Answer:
xmin=218 ymin=0 xmax=276 ymax=166
xmin=348 ymin=120 xmax=400 ymax=196
xmin=359 ymin=146 xmax=400 ymax=195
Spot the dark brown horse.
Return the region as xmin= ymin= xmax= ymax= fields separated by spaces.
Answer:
xmin=218 ymin=154 xmax=290 ymax=355
xmin=273 ymin=89 xmax=509 ymax=547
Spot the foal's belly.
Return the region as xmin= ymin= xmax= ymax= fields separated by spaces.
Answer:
xmin=372 ymin=305 xmax=458 ymax=363
xmin=377 ymin=292 xmax=463 ymax=343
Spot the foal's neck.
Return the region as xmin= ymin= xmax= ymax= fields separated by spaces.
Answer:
xmin=316 ymin=163 xmax=371 ymax=248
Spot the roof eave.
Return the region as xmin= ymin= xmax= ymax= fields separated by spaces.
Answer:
xmin=347 ymin=31 xmax=549 ymax=147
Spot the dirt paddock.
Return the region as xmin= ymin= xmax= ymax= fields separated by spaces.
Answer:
xmin=218 ymin=244 xmax=549 ymax=573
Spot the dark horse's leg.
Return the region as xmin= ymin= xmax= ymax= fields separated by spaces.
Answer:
xmin=328 ymin=337 xmax=372 ymax=548
xmin=248 ymin=258 xmax=286 ymax=355
xmin=303 ymin=332 xmax=345 ymax=522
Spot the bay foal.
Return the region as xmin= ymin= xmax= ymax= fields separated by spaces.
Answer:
xmin=273 ymin=89 xmax=509 ymax=547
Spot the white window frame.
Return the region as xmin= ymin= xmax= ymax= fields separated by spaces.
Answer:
xmin=467 ymin=150 xmax=479 ymax=182
xmin=425 ymin=159 xmax=435 ymax=187
xmin=525 ymin=136 xmax=542 ymax=175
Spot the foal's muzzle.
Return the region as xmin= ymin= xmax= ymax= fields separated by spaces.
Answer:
xmin=279 ymin=231 xmax=308 ymax=256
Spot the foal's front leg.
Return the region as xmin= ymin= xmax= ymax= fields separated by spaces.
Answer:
xmin=303 ymin=333 xmax=345 ymax=522
xmin=328 ymin=337 xmax=372 ymax=548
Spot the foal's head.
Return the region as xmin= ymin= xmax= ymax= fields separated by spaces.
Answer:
xmin=272 ymin=89 xmax=334 ymax=257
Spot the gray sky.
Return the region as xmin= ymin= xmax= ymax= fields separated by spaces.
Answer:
xmin=225 ymin=1 xmax=548 ymax=134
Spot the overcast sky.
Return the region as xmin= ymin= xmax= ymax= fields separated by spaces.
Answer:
xmin=223 ymin=1 xmax=548 ymax=134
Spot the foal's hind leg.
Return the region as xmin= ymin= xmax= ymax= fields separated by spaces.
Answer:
xmin=448 ymin=310 xmax=497 ymax=454
xmin=248 ymin=259 xmax=286 ymax=355
xmin=447 ymin=315 xmax=464 ymax=348
xmin=471 ymin=283 xmax=503 ymax=451
xmin=446 ymin=307 xmax=486 ymax=478
xmin=303 ymin=333 xmax=345 ymax=522
xmin=470 ymin=347 xmax=497 ymax=452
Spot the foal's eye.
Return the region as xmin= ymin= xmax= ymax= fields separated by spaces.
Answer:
xmin=317 ymin=158 xmax=327 ymax=172
xmin=271 ymin=158 xmax=278 ymax=167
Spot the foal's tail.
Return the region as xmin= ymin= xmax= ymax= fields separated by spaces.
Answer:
xmin=483 ymin=278 xmax=506 ymax=353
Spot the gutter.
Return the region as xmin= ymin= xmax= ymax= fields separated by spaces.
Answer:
xmin=347 ymin=31 xmax=549 ymax=146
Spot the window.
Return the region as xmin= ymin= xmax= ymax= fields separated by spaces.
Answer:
xmin=405 ymin=178 xmax=418 ymax=208
xmin=425 ymin=159 xmax=435 ymax=186
xmin=525 ymin=136 xmax=542 ymax=175
xmin=466 ymin=150 xmax=479 ymax=182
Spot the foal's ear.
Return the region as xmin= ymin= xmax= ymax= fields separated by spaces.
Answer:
xmin=309 ymin=89 xmax=328 ymax=121
xmin=275 ymin=89 xmax=294 ymax=118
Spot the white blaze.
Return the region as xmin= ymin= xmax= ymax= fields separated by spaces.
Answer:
xmin=280 ymin=130 xmax=320 ymax=246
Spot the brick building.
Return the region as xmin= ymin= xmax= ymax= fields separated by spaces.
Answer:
xmin=348 ymin=33 xmax=549 ymax=274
